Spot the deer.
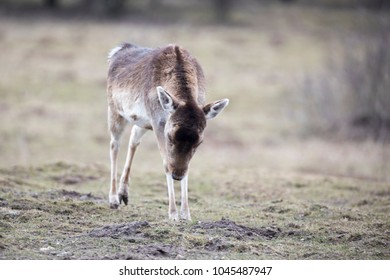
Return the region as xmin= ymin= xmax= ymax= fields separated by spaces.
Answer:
xmin=106 ymin=43 xmax=229 ymax=221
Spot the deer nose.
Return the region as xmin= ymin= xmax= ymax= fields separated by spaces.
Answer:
xmin=172 ymin=171 xmax=184 ymax=181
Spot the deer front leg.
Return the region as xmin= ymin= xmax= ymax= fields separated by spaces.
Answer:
xmin=180 ymin=175 xmax=191 ymax=221
xmin=154 ymin=125 xmax=178 ymax=221
xmin=165 ymin=173 xmax=178 ymax=221
xmin=154 ymin=123 xmax=179 ymax=221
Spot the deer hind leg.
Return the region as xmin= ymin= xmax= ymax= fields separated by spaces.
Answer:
xmin=108 ymin=108 xmax=127 ymax=209
xmin=118 ymin=126 xmax=148 ymax=205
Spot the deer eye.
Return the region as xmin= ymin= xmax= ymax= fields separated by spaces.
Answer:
xmin=167 ymin=134 xmax=174 ymax=145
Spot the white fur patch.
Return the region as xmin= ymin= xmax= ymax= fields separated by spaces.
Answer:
xmin=107 ymin=46 xmax=123 ymax=61
xmin=113 ymin=90 xmax=150 ymax=127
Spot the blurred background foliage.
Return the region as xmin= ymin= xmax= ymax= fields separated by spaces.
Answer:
xmin=0 ymin=0 xmax=389 ymax=181
xmin=1 ymin=0 xmax=389 ymax=19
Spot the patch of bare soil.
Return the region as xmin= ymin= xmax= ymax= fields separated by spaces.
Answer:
xmin=89 ymin=221 xmax=150 ymax=239
xmin=195 ymin=218 xmax=281 ymax=240
xmin=123 ymin=244 xmax=182 ymax=260
xmin=88 ymin=221 xmax=185 ymax=259
xmin=51 ymin=174 xmax=99 ymax=185
xmin=45 ymin=189 xmax=103 ymax=202
xmin=204 ymin=237 xmax=233 ymax=251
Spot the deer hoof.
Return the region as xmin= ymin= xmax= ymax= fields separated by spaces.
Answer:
xmin=110 ymin=202 xmax=119 ymax=209
xmin=109 ymin=194 xmax=119 ymax=209
xmin=119 ymin=193 xmax=128 ymax=205
xmin=169 ymin=211 xmax=179 ymax=221
xmin=180 ymin=211 xmax=191 ymax=221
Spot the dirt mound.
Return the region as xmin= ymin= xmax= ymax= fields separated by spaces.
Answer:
xmin=46 ymin=189 xmax=103 ymax=202
xmin=204 ymin=237 xmax=232 ymax=251
xmin=123 ymin=244 xmax=181 ymax=260
xmin=88 ymin=221 xmax=184 ymax=259
xmin=51 ymin=174 xmax=99 ymax=185
xmin=195 ymin=218 xmax=281 ymax=240
xmin=89 ymin=221 xmax=150 ymax=239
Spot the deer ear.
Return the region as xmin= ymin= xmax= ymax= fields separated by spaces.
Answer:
xmin=203 ymin=98 xmax=229 ymax=119
xmin=157 ymin=86 xmax=178 ymax=113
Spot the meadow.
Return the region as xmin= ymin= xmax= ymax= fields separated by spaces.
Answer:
xmin=0 ymin=2 xmax=389 ymax=259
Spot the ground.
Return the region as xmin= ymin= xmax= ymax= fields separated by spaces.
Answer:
xmin=0 ymin=162 xmax=388 ymax=259
xmin=0 ymin=2 xmax=389 ymax=259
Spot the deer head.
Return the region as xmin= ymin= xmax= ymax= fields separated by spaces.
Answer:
xmin=157 ymin=86 xmax=229 ymax=180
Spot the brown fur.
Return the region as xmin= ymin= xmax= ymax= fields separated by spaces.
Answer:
xmin=106 ymin=43 xmax=228 ymax=219
xmin=107 ymin=44 xmax=205 ymax=113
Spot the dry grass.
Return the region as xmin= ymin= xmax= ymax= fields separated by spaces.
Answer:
xmin=1 ymin=162 xmax=388 ymax=259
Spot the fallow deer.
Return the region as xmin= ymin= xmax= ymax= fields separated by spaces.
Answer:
xmin=106 ymin=43 xmax=229 ymax=221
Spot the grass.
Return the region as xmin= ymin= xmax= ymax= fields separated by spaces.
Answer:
xmin=0 ymin=162 xmax=388 ymax=259
xmin=0 ymin=3 xmax=389 ymax=259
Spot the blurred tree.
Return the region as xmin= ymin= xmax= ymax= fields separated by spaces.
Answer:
xmin=213 ymin=0 xmax=232 ymax=22
xmin=103 ymin=0 xmax=125 ymax=14
xmin=368 ymin=0 xmax=389 ymax=9
xmin=80 ymin=0 xmax=126 ymax=15
xmin=149 ymin=0 xmax=162 ymax=9
xmin=44 ymin=0 xmax=58 ymax=8
xmin=344 ymin=31 xmax=390 ymax=141
xmin=295 ymin=29 xmax=390 ymax=141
